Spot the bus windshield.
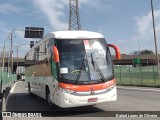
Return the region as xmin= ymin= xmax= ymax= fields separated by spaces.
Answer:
xmin=56 ymin=38 xmax=113 ymax=84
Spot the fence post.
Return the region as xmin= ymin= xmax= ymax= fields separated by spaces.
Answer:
xmin=153 ymin=65 xmax=156 ymax=86
xmin=6 ymin=72 xmax=7 ymax=84
xmin=119 ymin=65 xmax=122 ymax=84
xmin=129 ymin=66 xmax=131 ymax=85
xmin=140 ymin=66 xmax=142 ymax=86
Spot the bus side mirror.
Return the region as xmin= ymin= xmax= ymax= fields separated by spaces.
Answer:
xmin=52 ymin=46 xmax=59 ymax=63
xmin=108 ymin=44 xmax=121 ymax=60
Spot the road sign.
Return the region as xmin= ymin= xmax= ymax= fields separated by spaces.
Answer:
xmin=24 ymin=27 xmax=44 ymax=38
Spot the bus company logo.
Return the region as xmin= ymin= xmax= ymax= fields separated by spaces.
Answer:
xmin=103 ymin=80 xmax=115 ymax=88
xmin=2 ymin=112 xmax=11 ymax=117
xmin=90 ymin=86 xmax=94 ymax=91
xmin=66 ymin=85 xmax=78 ymax=89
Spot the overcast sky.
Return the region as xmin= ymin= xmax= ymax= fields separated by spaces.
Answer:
xmin=0 ymin=0 xmax=160 ymax=57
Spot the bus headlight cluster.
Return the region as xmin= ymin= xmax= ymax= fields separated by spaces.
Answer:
xmin=59 ymin=87 xmax=76 ymax=94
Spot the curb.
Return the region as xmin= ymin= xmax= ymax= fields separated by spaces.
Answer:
xmin=2 ymin=87 xmax=11 ymax=111
xmin=117 ymin=86 xmax=160 ymax=92
xmin=1 ymin=81 xmax=17 ymax=112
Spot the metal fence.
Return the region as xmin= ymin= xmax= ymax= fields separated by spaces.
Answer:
xmin=114 ymin=65 xmax=160 ymax=87
xmin=0 ymin=68 xmax=17 ymax=85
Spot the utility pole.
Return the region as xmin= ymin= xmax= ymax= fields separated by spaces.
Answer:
xmin=16 ymin=46 xmax=18 ymax=73
xmin=68 ymin=0 xmax=81 ymax=30
xmin=137 ymin=26 xmax=141 ymax=53
xmin=10 ymin=33 xmax=13 ymax=73
xmin=13 ymin=44 xmax=29 ymax=74
xmin=151 ymin=0 xmax=159 ymax=71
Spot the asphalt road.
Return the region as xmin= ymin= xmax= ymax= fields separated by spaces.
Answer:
xmin=2 ymin=81 xmax=160 ymax=120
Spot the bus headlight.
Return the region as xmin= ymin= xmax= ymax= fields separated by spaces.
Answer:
xmin=59 ymin=87 xmax=76 ymax=94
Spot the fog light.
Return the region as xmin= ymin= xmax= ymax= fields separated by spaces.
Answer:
xmin=64 ymin=99 xmax=73 ymax=104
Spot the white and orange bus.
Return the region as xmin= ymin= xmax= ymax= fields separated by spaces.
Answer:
xmin=25 ymin=31 xmax=121 ymax=108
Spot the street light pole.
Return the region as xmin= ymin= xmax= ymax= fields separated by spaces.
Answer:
xmin=2 ymin=28 xmax=42 ymax=71
xmin=15 ymin=46 xmax=20 ymax=74
xmin=16 ymin=46 xmax=18 ymax=73
xmin=151 ymin=0 xmax=159 ymax=70
xmin=1 ymin=28 xmax=43 ymax=93
xmin=137 ymin=26 xmax=141 ymax=53
xmin=1 ymin=29 xmax=15 ymax=94
xmin=10 ymin=33 xmax=13 ymax=73
xmin=2 ymin=29 xmax=17 ymax=71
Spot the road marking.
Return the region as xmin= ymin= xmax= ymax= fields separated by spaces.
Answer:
xmin=117 ymin=86 xmax=160 ymax=92
xmin=9 ymin=82 xmax=18 ymax=93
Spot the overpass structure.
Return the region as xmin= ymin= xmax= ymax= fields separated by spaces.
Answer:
xmin=112 ymin=54 xmax=158 ymax=66
xmin=0 ymin=54 xmax=158 ymax=74
xmin=0 ymin=58 xmax=25 ymax=73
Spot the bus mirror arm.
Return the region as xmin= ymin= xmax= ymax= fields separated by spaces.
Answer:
xmin=53 ymin=46 xmax=60 ymax=63
xmin=108 ymin=44 xmax=121 ymax=60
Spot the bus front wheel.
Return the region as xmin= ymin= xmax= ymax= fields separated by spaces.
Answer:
xmin=28 ymin=83 xmax=33 ymax=97
xmin=46 ymin=86 xmax=52 ymax=106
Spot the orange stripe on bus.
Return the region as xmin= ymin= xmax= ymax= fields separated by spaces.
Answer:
xmin=58 ymin=79 xmax=116 ymax=92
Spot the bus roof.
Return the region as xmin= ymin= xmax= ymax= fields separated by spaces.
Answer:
xmin=45 ymin=31 xmax=104 ymax=39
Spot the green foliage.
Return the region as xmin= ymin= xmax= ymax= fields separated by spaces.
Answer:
xmin=141 ymin=50 xmax=154 ymax=54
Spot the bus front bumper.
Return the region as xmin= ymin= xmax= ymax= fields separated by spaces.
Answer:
xmin=58 ymin=86 xmax=117 ymax=108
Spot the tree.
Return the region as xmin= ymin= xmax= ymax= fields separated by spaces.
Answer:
xmin=141 ymin=50 xmax=154 ymax=54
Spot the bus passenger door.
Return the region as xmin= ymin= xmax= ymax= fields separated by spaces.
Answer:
xmin=50 ymin=45 xmax=60 ymax=105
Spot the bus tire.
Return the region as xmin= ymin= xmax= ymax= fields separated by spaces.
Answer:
xmin=28 ymin=83 xmax=33 ymax=97
xmin=46 ymin=86 xmax=52 ymax=106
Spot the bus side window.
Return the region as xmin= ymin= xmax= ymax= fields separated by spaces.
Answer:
xmin=48 ymin=38 xmax=55 ymax=61
xmin=34 ymin=47 xmax=40 ymax=64
xmin=49 ymin=38 xmax=55 ymax=46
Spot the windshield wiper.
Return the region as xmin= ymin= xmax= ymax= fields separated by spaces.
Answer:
xmin=91 ymin=53 xmax=105 ymax=83
xmin=74 ymin=56 xmax=85 ymax=84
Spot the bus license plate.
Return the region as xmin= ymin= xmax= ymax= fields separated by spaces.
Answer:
xmin=88 ymin=98 xmax=98 ymax=102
